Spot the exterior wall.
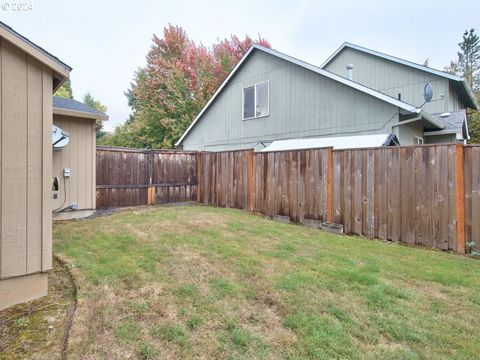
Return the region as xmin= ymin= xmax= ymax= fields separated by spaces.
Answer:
xmin=0 ymin=39 xmax=53 ymax=310
xmin=324 ymin=47 xmax=453 ymax=114
xmin=182 ymin=50 xmax=400 ymax=151
xmin=394 ymin=122 xmax=424 ymax=145
xmin=53 ymin=115 xmax=96 ymax=219
xmin=425 ymin=133 xmax=457 ymax=144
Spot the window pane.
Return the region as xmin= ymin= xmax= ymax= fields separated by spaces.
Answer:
xmin=256 ymin=82 xmax=268 ymax=117
xmin=243 ymin=86 xmax=255 ymax=119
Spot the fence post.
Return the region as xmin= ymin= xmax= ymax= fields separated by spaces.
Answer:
xmin=196 ymin=152 xmax=202 ymax=203
xmin=455 ymin=144 xmax=465 ymax=253
xmin=147 ymin=150 xmax=154 ymax=206
xmin=247 ymin=150 xmax=255 ymax=212
xmin=326 ymin=147 xmax=334 ymax=223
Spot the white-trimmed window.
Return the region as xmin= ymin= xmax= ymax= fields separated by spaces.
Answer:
xmin=243 ymin=81 xmax=269 ymax=120
xmin=414 ymin=135 xmax=424 ymax=144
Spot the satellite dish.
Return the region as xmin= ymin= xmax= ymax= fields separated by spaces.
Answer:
xmin=52 ymin=125 xmax=69 ymax=149
xmin=424 ymin=82 xmax=433 ymax=102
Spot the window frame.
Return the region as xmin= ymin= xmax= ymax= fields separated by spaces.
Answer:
xmin=242 ymin=81 xmax=269 ymax=120
xmin=414 ymin=135 xmax=424 ymax=145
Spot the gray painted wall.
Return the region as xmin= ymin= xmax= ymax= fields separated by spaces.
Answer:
xmin=181 ymin=50 xmax=415 ymax=151
xmin=324 ymin=47 xmax=462 ymax=114
xmin=425 ymin=133 xmax=457 ymax=144
xmin=394 ymin=122 xmax=424 ymax=145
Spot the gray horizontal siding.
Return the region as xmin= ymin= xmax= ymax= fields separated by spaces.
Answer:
xmin=182 ymin=50 xmax=402 ymax=151
xmin=324 ymin=47 xmax=454 ymax=114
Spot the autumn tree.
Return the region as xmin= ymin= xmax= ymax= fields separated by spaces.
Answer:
xmin=105 ymin=25 xmax=270 ymax=149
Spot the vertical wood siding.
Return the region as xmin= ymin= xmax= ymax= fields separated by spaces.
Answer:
xmin=0 ymin=39 xmax=53 ymax=278
xmin=324 ymin=47 xmax=455 ymax=114
xmin=181 ymin=50 xmax=401 ymax=151
xmin=53 ymin=115 xmax=96 ymax=211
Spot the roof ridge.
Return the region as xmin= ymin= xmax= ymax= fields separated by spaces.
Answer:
xmin=339 ymin=42 xmax=463 ymax=80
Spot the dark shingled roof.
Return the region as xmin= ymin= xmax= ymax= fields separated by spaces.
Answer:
xmin=432 ymin=109 xmax=466 ymax=132
xmin=53 ymin=96 xmax=106 ymax=117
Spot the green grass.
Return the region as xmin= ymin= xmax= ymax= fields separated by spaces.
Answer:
xmin=53 ymin=205 xmax=480 ymax=359
xmin=151 ymin=323 xmax=189 ymax=347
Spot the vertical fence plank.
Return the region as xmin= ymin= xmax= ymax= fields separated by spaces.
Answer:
xmin=455 ymin=144 xmax=465 ymax=253
xmin=326 ymin=148 xmax=334 ymax=223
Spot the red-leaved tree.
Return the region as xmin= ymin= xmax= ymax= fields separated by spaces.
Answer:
xmin=101 ymin=25 xmax=270 ymax=148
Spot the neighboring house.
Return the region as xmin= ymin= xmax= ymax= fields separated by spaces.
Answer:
xmin=0 ymin=22 xmax=71 ymax=310
xmin=321 ymin=42 xmax=477 ymax=144
xmin=176 ymin=44 xmax=478 ymax=151
xmin=53 ymin=96 xmax=108 ymax=220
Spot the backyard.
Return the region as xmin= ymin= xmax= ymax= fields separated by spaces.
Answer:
xmin=46 ymin=205 xmax=480 ymax=358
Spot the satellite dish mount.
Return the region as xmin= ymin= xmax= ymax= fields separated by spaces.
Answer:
xmin=419 ymin=82 xmax=433 ymax=108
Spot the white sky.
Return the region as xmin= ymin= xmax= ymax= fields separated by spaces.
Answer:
xmin=2 ymin=0 xmax=479 ymax=131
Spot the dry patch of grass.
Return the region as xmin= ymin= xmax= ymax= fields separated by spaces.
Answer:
xmin=53 ymin=205 xmax=480 ymax=359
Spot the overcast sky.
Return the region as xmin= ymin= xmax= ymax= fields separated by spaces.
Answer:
xmin=2 ymin=0 xmax=479 ymax=131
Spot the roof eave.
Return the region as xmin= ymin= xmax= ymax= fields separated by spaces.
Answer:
xmin=461 ymin=80 xmax=479 ymax=110
xmin=53 ymin=107 xmax=109 ymax=121
xmin=0 ymin=22 xmax=71 ymax=79
xmin=420 ymin=109 xmax=445 ymax=129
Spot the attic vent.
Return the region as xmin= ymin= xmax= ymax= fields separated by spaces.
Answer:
xmin=346 ymin=64 xmax=354 ymax=80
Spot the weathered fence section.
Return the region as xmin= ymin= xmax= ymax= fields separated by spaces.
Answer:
xmin=197 ymin=151 xmax=252 ymax=210
xmin=152 ymin=151 xmax=197 ymax=205
xmin=464 ymin=145 xmax=480 ymax=250
xmin=253 ymin=149 xmax=330 ymax=223
xmin=332 ymin=145 xmax=460 ymax=251
xmin=96 ymin=147 xmax=197 ymax=208
xmin=97 ymin=144 xmax=480 ymax=253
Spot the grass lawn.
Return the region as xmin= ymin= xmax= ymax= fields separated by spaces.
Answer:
xmin=53 ymin=206 xmax=480 ymax=359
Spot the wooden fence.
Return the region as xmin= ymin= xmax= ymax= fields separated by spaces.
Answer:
xmin=96 ymin=147 xmax=197 ymax=208
xmin=97 ymin=144 xmax=480 ymax=253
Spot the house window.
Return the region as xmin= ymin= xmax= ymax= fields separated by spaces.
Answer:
xmin=414 ymin=135 xmax=424 ymax=145
xmin=243 ymin=81 xmax=269 ymax=120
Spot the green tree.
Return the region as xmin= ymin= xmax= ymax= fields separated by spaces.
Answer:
xmin=54 ymin=78 xmax=73 ymax=98
xmin=82 ymin=92 xmax=108 ymax=139
xmin=445 ymin=28 xmax=480 ymax=143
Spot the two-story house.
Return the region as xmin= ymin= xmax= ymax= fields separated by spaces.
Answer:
xmin=176 ymin=43 xmax=478 ymax=151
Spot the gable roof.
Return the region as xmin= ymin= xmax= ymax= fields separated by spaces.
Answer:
xmin=53 ymin=96 xmax=108 ymax=121
xmin=176 ymin=44 xmax=439 ymax=146
xmin=0 ymin=21 xmax=71 ymax=90
xmin=321 ymin=42 xmax=478 ymax=110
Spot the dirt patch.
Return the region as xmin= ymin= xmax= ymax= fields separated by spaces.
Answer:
xmin=0 ymin=258 xmax=76 ymax=360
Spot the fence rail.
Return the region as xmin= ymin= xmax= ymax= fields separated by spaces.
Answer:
xmin=96 ymin=144 xmax=480 ymax=253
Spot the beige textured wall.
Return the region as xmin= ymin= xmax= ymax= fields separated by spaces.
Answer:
xmin=0 ymin=38 xmax=53 ymax=285
xmin=53 ymin=115 xmax=96 ymax=215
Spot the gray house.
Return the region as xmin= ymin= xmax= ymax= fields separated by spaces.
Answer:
xmin=176 ymin=43 xmax=478 ymax=151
